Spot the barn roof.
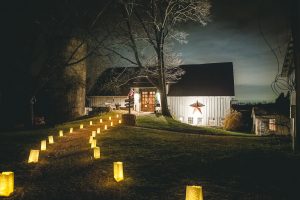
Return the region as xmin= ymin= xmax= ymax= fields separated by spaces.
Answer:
xmin=168 ymin=62 xmax=235 ymax=96
xmin=89 ymin=62 xmax=235 ymax=96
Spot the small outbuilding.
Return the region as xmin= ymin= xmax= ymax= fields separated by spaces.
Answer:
xmin=251 ymin=106 xmax=290 ymax=136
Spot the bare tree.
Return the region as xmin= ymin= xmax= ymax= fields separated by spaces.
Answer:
xmin=104 ymin=0 xmax=211 ymax=116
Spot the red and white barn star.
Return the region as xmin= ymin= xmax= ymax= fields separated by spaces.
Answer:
xmin=190 ymin=100 xmax=205 ymax=114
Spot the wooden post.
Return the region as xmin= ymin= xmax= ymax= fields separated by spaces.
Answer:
xmin=291 ymin=0 xmax=300 ymax=152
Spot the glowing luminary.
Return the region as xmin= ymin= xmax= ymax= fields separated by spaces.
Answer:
xmin=92 ymin=131 xmax=96 ymax=137
xmin=28 ymin=150 xmax=39 ymax=163
xmin=109 ymin=116 xmax=112 ymax=120
xmin=59 ymin=130 xmax=63 ymax=137
xmin=91 ymin=139 xmax=97 ymax=148
xmin=90 ymin=121 xmax=93 ymax=125
xmin=185 ymin=185 xmax=203 ymax=200
xmin=118 ymin=119 xmax=122 ymax=124
xmin=89 ymin=136 xmax=94 ymax=144
xmin=80 ymin=124 xmax=84 ymax=129
xmin=70 ymin=127 xmax=73 ymax=133
xmin=0 ymin=172 xmax=14 ymax=197
xmin=48 ymin=136 xmax=54 ymax=144
xmin=99 ymin=119 xmax=103 ymax=123
xmin=104 ymin=125 xmax=108 ymax=130
xmin=116 ymin=114 xmax=119 ymax=118
xmin=93 ymin=147 xmax=100 ymax=159
xmin=97 ymin=128 xmax=101 ymax=134
xmin=110 ymin=122 xmax=113 ymax=127
xmin=41 ymin=140 xmax=47 ymax=151
xmin=113 ymin=162 xmax=124 ymax=182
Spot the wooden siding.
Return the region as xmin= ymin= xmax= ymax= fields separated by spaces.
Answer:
xmin=88 ymin=96 xmax=127 ymax=107
xmin=168 ymin=96 xmax=232 ymax=126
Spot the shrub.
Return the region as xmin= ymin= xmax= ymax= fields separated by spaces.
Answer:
xmin=223 ymin=110 xmax=243 ymax=131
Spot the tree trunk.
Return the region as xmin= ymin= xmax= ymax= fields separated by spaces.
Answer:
xmin=157 ymin=37 xmax=171 ymax=117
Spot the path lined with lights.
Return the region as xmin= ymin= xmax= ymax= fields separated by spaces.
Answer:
xmin=1 ymin=113 xmax=203 ymax=200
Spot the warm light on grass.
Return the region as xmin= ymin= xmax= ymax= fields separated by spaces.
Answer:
xmin=41 ymin=140 xmax=47 ymax=151
xmin=48 ymin=136 xmax=54 ymax=144
xmin=90 ymin=121 xmax=93 ymax=125
xmin=92 ymin=131 xmax=96 ymax=137
xmin=70 ymin=127 xmax=73 ymax=133
xmin=28 ymin=150 xmax=39 ymax=163
xmin=91 ymin=139 xmax=97 ymax=148
xmin=104 ymin=125 xmax=107 ymax=130
xmin=93 ymin=147 xmax=100 ymax=159
xmin=185 ymin=185 xmax=203 ymax=200
xmin=97 ymin=128 xmax=101 ymax=134
xmin=80 ymin=124 xmax=84 ymax=129
xmin=109 ymin=116 xmax=112 ymax=120
xmin=118 ymin=119 xmax=122 ymax=124
xmin=0 ymin=171 xmax=14 ymax=197
xmin=114 ymin=162 xmax=124 ymax=182
xmin=99 ymin=119 xmax=102 ymax=123
xmin=59 ymin=130 xmax=63 ymax=137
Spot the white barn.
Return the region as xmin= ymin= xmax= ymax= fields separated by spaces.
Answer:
xmin=88 ymin=62 xmax=235 ymax=127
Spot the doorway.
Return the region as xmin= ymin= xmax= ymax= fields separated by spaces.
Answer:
xmin=141 ymin=89 xmax=156 ymax=112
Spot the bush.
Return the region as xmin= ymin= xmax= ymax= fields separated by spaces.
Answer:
xmin=223 ymin=110 xmax=243 ymax=131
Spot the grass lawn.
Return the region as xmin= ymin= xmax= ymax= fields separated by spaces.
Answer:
xmin=0 ymin=112 xmax=299 ymax=200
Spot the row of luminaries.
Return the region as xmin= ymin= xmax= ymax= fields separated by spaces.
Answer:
xmin=0 ymin=114 xmax=204 ymax=200
xmin=0 ymin=115 xmax=122 ymax=197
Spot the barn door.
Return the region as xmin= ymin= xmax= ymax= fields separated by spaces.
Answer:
xmin=141 ymin=90 xmax=156 ymax=112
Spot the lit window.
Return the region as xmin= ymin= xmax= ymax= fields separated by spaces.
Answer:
xmin=197 ymin=118 xmax=202 ymax=125
xmin=269 ymin=119 xmax=276 ymax=131
xmin=188 ymin=117 xmax=193 ymax=124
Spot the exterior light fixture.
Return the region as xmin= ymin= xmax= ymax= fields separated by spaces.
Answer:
xmin=59 ymin=130 xmax=63 ymax=137
xmin=92 ymin=131 xmax=96 ymax=137
xmin=0 ymin=172 xmax=14 ymax=197
xmin=113 ymin=162 xmax=124 ymax=182
xmin=91 ymin=139 xmax=97 ymax=148
xmin=28 ymin=150 xmax=39 ymax=163
xmin=185 ymin=185 xmax=203 ymax=200
xmin=41 ymin=140 xmax=47 ymax=151
xmin=89 ymin=136 xmax=94 ymax=144
xmin=93 ymin=147 xmax=100 ymax=159
xmin=48 ymin=136 xmax=54 ymax=144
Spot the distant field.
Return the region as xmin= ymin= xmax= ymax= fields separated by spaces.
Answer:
xmin=0 ymin=112 xmax=299 ymax=200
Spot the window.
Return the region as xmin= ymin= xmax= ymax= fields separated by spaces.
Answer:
xmin=188 ymin=117 xmax=193 ymax=124
xmin=197 ymin=118 xmax=202 ymax=125
xmin=269 ymin=119 xmax=276 ymax=131
xmin=208 ymin=117 xmax=215 ymax=126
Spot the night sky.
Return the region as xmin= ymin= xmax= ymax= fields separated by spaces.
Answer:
xmin=175 ymin=0 xmax=290 ymax=102
xmin=2 ymin=0 xmax=291 ymax=102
